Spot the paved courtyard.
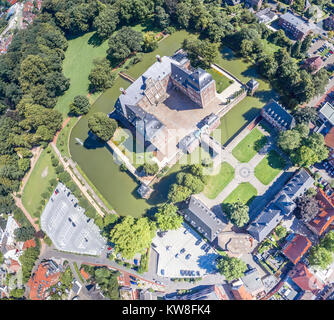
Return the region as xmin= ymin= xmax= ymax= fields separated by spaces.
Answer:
xmin=40 ymin=182 xmax=106 ymax=256
xmin=152 ymin=223 xmax=219 ymax=278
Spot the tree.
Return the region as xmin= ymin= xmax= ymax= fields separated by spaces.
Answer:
xmin=142 ymin=32 xmax=158 ymax=52
xmin=295 ymin=195 xmax=320 ymax=222
xmin=107 ymin=26 xmax=143 ymax=63
xmin=0 ymin=251 xmax=3 ymax=264
xmin=14 ymin=226 xmax=36 ymax=242
xmin=293 ymin=107 xmax=318 ymax=125
xmin=69 ymin=95 xmax=90 ymax=116
xmin=9 ymin=288 xmax=25 ymax=299
xmin=19 ymin=246 xmax=40 ymax=283
xmin=88 ymin=112 xmax=118 ymax=141
xmin=217 ymin=256 xmax=247 ymax=282
xmin=109 ymin=216 xmax=156 ymax=259
xmin=308 ymin=245 xmax=333 ymax=269
xmin=155 ymin=203 xmax=183 ymax=231
xmin=291 ymin=145 xmax=318 ymax=167
xmin=277 ymin=130 xmax=301 ymax=153
xmin=182 ymin=36 xmax=219 ymax=68
xmin=93 ymin=5 xmax=119 ymax=39
xmin=167 ymin=184 xmax=192 ymax=203
xmin=142 ymin=162 xmax=159 ymax=176
xmin=321 ymin=231 xmax=334 ymax=252
xmin=300 ymin=34 xmax=313 ymax=54
xmin=88 ymin=58 xmax=116 ymax=92
xmin=274 ymin=225 xmax=287 ymax=239
xmin=225 ymin=202 xmax=249 ymax=227
xmin=155 ymin=6 xmax=170 ymax=29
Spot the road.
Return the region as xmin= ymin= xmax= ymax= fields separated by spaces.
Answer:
xmin=39 ymin=245 xmax=228 ymax=294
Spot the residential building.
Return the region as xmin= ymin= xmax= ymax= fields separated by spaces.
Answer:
xmin=261 ymin=99 xmax=295 ymax=131
xmin=179 ymin=196 xmax=227 ymax=242
xmin=319 ymin=102 xmax=334 ymax=126
xmin=255 ymin=8 xmax=278 ymax=25
xmin=245 ymin=0 xmax=263 ymax=10
xmin=27 ymin=260 xmax=62 ymax=300
xmin=281 ymin=233 xmax=312 ymax=265
xmin=140 ymin=289 xmax=157 ymax=300
xmin=247 ymin=169 xmax=314 ymax=242
xmin=289 ymin=263 xmax=324 ymax=296
xmin=80 ymin=268 xmax=90 ymax=281
xmin=323 ymin=15 xmax=334 ymax=31
xmin=241 ymin=267 xmax=265 ymax=298
xmin=278 ymin=12 xmax=311 ymax=40
xmin=302 ymin=56 xmax=323 ymax=74
xmin=307 ymin=188 xmax=334 ymax=236
xmin=231 ymin=280 xmax=254 ymax=300
xmin=165 ymin=285 xmax=229 ymax=300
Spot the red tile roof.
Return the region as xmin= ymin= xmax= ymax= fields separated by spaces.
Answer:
xmin=290 ymin=263 xmax=324 ymax=294
xmin=303 ymin=56 xmax=323 ymax=74
xmin=80 ymin=268 xmax=90 ymax=280
xmin=325 ymin=127 xmax=334 ymax=149
xmin=316 ymin=188 xmax=334 ymax=210
xmin=23 ymin=239 xmax=36 ymax=250
xmin=27 ymin=261 xmax=61 ymax=300
xmin=231 ymin=284 xmax=253 ymax=300
xmin=8 ymin=259 xmax=21 ymax=273
xmin=308 ymin=209 xmax=334 ymax=236
xmin=282 ymin=234 xmax=312 ymax=265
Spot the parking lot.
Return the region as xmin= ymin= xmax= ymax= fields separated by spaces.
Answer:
xmin=152 ymin=224 xmax=219 ymax=278
xmin=40 ymin=182 xmax=106 ymax=256
xmin=308 ymin=38 xmax=334 ymax=68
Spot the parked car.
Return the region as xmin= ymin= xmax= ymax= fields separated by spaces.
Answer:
xmin=185 ymin=254 xmax=191 ymax=260
xmin=161 ymin=269 xmax=165 ymax=275
xmin=180 ymin=248 xmax=185 ymax=254
xmin=195 ymin=239 xmax=202 ymax=246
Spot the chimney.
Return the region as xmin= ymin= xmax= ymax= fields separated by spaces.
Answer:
xmin=120 ymin=87 xmax=126 ymax=95
xmin=156 ymin=55 xmax=162 ymax=62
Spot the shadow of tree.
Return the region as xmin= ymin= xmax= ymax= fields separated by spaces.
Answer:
xmin=196 ymin=253 xmax=219 ymax=274
xmin=88 ymin=32 xmax=105 ymax=47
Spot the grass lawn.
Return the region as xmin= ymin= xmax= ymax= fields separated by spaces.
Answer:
xmin=261 ymin=39 xmax=280 ymax=55
xmin=211 ymin=46 xmax=275 ymax=145
xmin=232 ymin=128 xmax=267 ymax=163
xmin=54 ymin=32 xmax=109 ymax=116
xmin=22 ymin=149 xmax=56 ymax=219
xmin=254 ymin=150 xmax=286 ymax=185
xmin=56 ymin=117 xmax=78 ymax=159
xmin=223 ymin=182 xmax=258 ymax=205
xmin=203 ymin=162 xmax=235 ymax=199
xmin=206 ymin=68 xmax=233 ymax=93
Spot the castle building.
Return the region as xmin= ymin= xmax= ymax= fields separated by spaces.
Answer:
xmin=114 ymin=50 xmax=217 ymax=161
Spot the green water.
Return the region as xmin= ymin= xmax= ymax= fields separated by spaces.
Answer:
xmin=69 ymin=30 xmax=192 ymax=217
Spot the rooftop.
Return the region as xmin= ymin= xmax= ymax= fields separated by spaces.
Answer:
xmin=289 ymin=263 xmax=324 ymax=294
xmin=262 ymin=99 xmax=295 ymax=129
xmin=319 ymin=102 xmax=334 ymax=126
xmin=280 ymin=12 xmax=311 ymax=35
xmin=180 ymin=196 xmax=226 ymax=242
xmin=282 ymin=234 xmax=312 ymax=265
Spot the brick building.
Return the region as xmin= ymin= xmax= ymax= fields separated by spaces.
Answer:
xmin=114 ymin=50 xmax=217 ymax=160
xmin=278 ymin=12 xmax=311 ymax=40
xmin=27 ymin=260 xmax=62 ymax=300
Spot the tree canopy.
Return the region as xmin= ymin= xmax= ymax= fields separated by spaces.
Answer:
xmin=155 ymin=203 xmax=183 ymax=231
xmin=109 ymin=216 xmax=156 ymax=259
xmin=69 ymin=95 xmax=90 ymax=116
xmin=224 ymin=201 xmax=249 ymax=227
xmin=88 ymin=112 xmax=118 ymax=141
xmin=217 ymin=255 xmax=247 ymax=282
